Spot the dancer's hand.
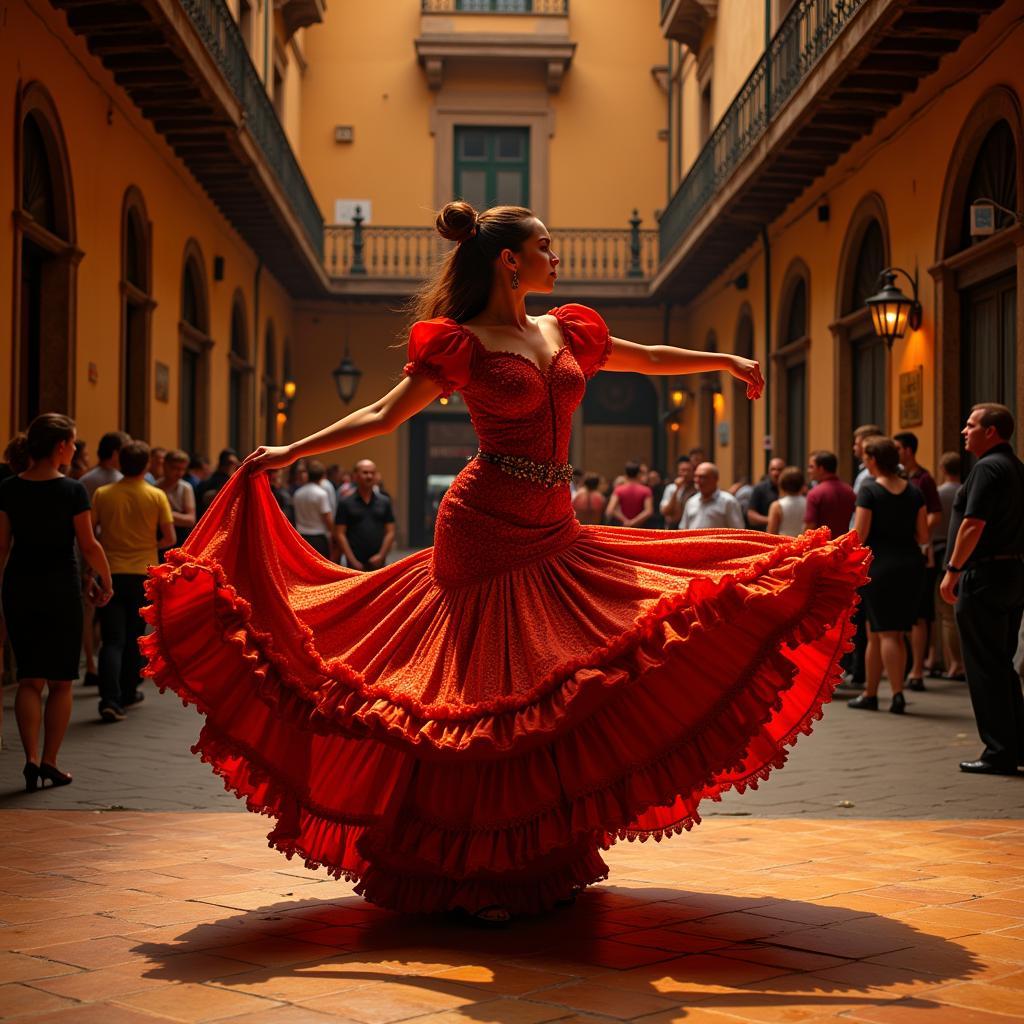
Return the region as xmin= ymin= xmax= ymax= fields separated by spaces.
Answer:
xmin=243 ymin=445 xmax=294 ymax=473
xmin=727 ymin=355 xmax=764 ymax=400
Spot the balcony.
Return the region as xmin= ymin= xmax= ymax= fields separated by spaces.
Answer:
xmin=660 ymin=0 xmax=717 ymax=51
xmin=654 ymin=0 xmax=1007 ymax=303
xmin=278 ymin=0 xmax=326 ymax=42
xmin=51 ymin=0 xmax=326 ymax=297
xmin=416 ymin=0 xmax=574 ymax=92
xmin=324 ymin=215 xmax=657 ymax=299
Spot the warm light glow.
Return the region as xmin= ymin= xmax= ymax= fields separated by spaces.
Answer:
xmin=283 ymin=380 xmax=297 ymax=400
xmin=275 ymin=411 xmax=287 ymax=426
xmin=439 ymin=396 xmax=449 ymax=405
xmin=670 ymin=422 xmax=680 ymax=433
xmin=671 ymin=389 xmax=684 ymax=407
xmin=713 ymin=392 xmax=725 ymax=418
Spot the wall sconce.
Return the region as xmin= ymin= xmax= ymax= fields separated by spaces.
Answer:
xmin=865 ymin=267 xmax=922 ymax=349
xmin=331 ymin=346 xmax=362 ymax=405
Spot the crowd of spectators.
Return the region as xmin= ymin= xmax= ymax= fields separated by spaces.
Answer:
xmin=0 ymin=417 xmax=398 ymax=788
xmin=2 ymin=402 xmax=1021 ymax=789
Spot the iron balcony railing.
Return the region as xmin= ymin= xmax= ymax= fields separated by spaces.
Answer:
xmin=422 ymin=0 xmax=568 ymax=13
xmin=182 ymin=0 xmax=324 ymax=259
xmin=659 ymin=0 xmax=865 ymax=262
xmin=325 ymin=211 xmax=657 ymax=281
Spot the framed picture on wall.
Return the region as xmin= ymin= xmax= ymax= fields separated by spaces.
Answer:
xmin=155 ymin=361 xmax=170 ymax=404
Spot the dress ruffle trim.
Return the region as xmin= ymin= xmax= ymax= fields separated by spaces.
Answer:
xmin=142 ymin=529 xmax=867 ymax=757
xmin=141 ymin=531 xmax=868 ymax=910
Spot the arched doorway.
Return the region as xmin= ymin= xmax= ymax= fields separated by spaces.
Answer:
xmin=580 ymin=371 xmax=660 ymax=483
xmin=732 ymin=307 xmax=754 ymax=484
xmin=13 ymin=84 xmax=80 ymax=427
xmin=934 ymin=87 xmax=1023 ymax=456
xmin=775 ymin=262 xmax=810 ymax=467
xmin=698 ymin=330 xmax=720 ymax=463
xmin=121 ymin=188 xmax=154 ymax=440
xmin=180 ymin=243 xmax=212 ymax=456
xmin=228 ymin=293 xmax=254 ymax=454
xmin=833 ymin=196 xmax=891 ymax=476
xmin=262 ymin=323 xmax=278 ymax=444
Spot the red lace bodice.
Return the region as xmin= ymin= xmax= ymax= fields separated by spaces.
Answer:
xmin=403 ymin=303 xmax=612 ymax=465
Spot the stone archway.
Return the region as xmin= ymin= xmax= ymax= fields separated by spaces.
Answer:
xmin=831 ymin=193 xmax=892 ymax=477
xmin=931 ymin=85 xmax=1024 ymax=456
xmin=121 ymin=187 xmax=155 ymax=440
xmin=12 ymin=82 xmax=81 ymax=429
xmin=774 ymin=259 xmax=810 ymax=468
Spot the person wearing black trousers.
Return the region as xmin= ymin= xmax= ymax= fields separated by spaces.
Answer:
xmin=941 ymin=403 xmax=1024 ymax=776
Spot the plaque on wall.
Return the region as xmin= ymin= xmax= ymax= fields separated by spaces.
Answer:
xmin=899 ymin=365 xmax=923 ymax=428
xmin=155 ymin=362 xmax=170 ymax=403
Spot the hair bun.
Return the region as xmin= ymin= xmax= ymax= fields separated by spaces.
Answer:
xmin=436 ymin=201 xmax=479 ymax=243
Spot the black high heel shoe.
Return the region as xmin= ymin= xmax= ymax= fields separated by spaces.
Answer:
xmin=23 ymin=763 xmax=40 ymax=792
xmin=38 ymin=763 xmax=73 ymax=787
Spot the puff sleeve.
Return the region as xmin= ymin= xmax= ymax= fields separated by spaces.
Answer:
xmin=549 ymin=304 xmax=613 ymax=380
xmin=402 ymin=319 xmax=475 ymax=398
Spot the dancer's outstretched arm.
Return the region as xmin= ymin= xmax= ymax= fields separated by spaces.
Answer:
xmin=243 ymin=374 xmax=442 ymax=472
xmin=605 ymin=337 xmax=764 ymax=400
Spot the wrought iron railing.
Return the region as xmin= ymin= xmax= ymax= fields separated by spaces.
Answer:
xmin=422 ymin=0 xmax=568 ymax=12
xmin=659 ymin=0 xmax=865 ymax=262
xmin=181 ymin=0 xmax=324 ymax=259
xmin=325 ymin=210 xmax=656 ymax=281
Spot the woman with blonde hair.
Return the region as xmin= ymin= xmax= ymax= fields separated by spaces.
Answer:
xmin=142 ymin=202 xmax=867 ymax=923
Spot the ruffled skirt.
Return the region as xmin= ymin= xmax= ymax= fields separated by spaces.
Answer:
xmin=142 ymin=468 xmax=869 ymax=915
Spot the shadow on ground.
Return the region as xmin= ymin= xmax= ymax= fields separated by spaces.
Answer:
xmin=131 ymin=884 xmax=983 ymax=1018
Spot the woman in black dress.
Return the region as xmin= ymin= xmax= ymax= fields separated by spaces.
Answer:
xmin=0 ymin=414 xmax=113 ymax=790
xmin=849 ymin=435 xmax=929 ymax=714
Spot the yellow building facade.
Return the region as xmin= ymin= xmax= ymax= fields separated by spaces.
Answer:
xmin=4 ymin=0 xmax=1022 ymax=547
xmin=2 ymin=0 xmax=673 ymax=546
xmin=657 ymin=0 xmax=1024 ymax=484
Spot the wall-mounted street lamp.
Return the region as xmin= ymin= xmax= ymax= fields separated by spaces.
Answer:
xmin=865 ymin=267 xmax=923 ymax=349
xmin=275 ymin=379 xmax=297 ymax=443
xmin=331 ymin=346 xmax=362 ymax=405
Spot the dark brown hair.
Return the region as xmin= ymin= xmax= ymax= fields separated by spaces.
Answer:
xmin=810 ymin=449 xmax=837 ymax=474
xmin=13 ymin=413 xmax=77 ymax=463
xmin=971 ymin=402 xmax=1015 ymax=440
xmin=779 ymin=466 xmax=805 ymax=494
xmin=119 ymin=439 xmax=151 ymax=477
xmin=408 ymin=201 xmax=538 ymax=324
xmin=862 ymin=435 xmax=901 ymax=475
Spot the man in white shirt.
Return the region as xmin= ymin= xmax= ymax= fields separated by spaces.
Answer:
xmin=660 ymin=456 xmax=696 ymax=529
xmin=681 ymin=462 xmax=746 ymax=530
xmin=292 ymin=461 xmax=333 ymax=558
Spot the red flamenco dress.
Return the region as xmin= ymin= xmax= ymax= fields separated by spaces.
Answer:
xmin=142 ymin=303 xmax=869 ymax=915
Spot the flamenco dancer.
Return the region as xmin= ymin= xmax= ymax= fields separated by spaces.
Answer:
xmin=143 ymin=202 xmax=869 ymax=924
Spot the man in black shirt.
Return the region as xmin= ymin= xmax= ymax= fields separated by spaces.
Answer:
xmin=334 ymin=459 xmax=395 ymax=571
xmin=196 ymin=449 xmax=240 ymax=514
xmin=746 ymin=457 xmax=784 ymax=531
xmin=941 ymin=403 xmax=1024 ymax=776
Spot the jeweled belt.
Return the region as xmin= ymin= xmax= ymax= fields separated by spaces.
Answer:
xmin=474 ymin=449 xmax=573 ymax=487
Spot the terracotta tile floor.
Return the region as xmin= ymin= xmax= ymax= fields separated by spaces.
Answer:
xmin=2 ymin=813 xmax=1024 ymax=1022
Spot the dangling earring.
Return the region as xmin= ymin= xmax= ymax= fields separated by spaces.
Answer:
xmin=511 ymin=269 xmax=520 ymax=290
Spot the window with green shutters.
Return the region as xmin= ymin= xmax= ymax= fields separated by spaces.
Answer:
xmin=454 ymin=127 xmax=530 ymax=209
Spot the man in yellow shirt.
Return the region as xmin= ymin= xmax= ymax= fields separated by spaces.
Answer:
xmin=92 ymin=440 xmax=174 ymax=722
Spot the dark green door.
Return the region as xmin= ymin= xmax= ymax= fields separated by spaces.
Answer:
xmin=454 ymin=127 xmax=530 ymax=209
